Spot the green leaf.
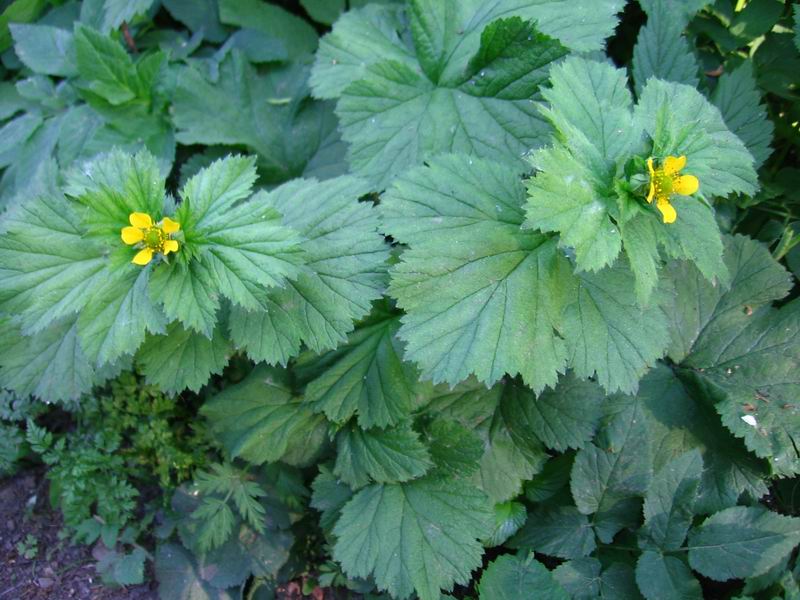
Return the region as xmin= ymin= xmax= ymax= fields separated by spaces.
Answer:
xmin=335 ymin=18 xmax=567 ymax=188
xmin=426 ymin=419 xmax=484 ymax=479
xmin=0 ymin=0 xmax=47 ymax=53
xmin=298 ymin=309 xmax=419 ymax=429
xmin=218 ymin=0 xmax=318 ymax=59
xmin=162 ymin=0 xmax=227 ymax=43
xmin=310 ymin=465 xmax=353 ymax=533
xmin=0 ymin=192 xmax=106 ymax=335
xmin=333 ymin=477 xmax=493 ymax=600
xmin=795 ymin=4 xmax=800 ymax=51
xmin=300 ymin=0 xmax=345 ymax=25
xmin=383 ymin=154 xmax=574 ymax=392
xmin=600 ymin=563 xmax=643 ymax=600
xmin=553 ymin=558 xmax=602 ymax=599
xmin=631 ymin=0 xmax=700 ymax=94
xmin=10 ymin=23 xmax=77 ymax=77
xmin=478 ymin=554 xmax=569 ymax=600
xmin=562 ymin=261 xmax=670 ymax=394
xmin=334 ymin=424 xmax=432 ymax=488
xmin=635 ymin=78 xmax=758 ymax=198
xmin=688 ymin=506 xmax=800 ymax=581
xmin=137 ymin=322 xmax=231 ymax=394
xmin=149 ymin=259 xmax=220 ymax=339
xmin=641 ymin=450 xmax=702 ymax=551
xmin=99 ymin=0 xmax=154 ymax=33
xmin=229 ymin=176 xmax=387 ymax=364
xmin=78 ymin=265 xmax=167 ymax=366
xmin=155 ymin=543 xmax=234 ymax=600
xmin=172 ymin=54 xmax=337 ymax=184
xmin=312 ymin=1 xmax=621 ymax=101
xmin=486 ymin=500 xmax=527 ymax=547
xmin=502 ymin=372 xmax=604 ymax=452
xmin=638 ymin=0 xmax=711 ymax=27
xmin=510 ymin=505 xmax=597 ymax=559
xmin=711 ymin=62 xmax=773 ymax=169
xmin=635 ymin=551 xmax=702 ymax=600
xmin=200 ymin=365 xmax=326 ymax=465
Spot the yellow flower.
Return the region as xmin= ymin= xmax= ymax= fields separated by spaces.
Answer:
xmin=646 ymin=155 xmax=700 ymax=224
xmin=121 ymin=212 xmax=180 ymax=265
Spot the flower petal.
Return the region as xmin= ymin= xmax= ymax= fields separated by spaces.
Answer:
xmin=129 ymin=212 xmax=153 ymax=228
xmin=673 ymin=174 xmax=699 ymax=196
xmin=656 ymin=198 xmax=677 ymax=224
xmin=663 ymin=155 xmax=686 ymax=176
xmin=121 ymin=226 xmax=144 ymax=245
xmin=647 ymin=182 xmax=655 ymax=203
xmin=132 ymin=248 xmax=154 ymax=265
xmin=161 ymin=217 xmax=180 ymax=234
xmin=163 ymin=240 xmax=179 ymax=254
xmin=647 ymin=157 xmax=655 ymax=177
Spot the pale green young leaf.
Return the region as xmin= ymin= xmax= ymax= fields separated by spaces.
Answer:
xmin=99 ymin=0 xmax=153 ymax=32
xmin=384 ymin=155 xmax=574 ymax=392
xmin=200 ymin=365 xmax=326 ymax=465
xmin=426 ymin=420 xmax=484 ymax=479
xmin=562 ymin=261 xmax=670 ymax=394
xmin=172 ymin=54 xmax=337 ymax=184
xmin=137 ymin=322 xmax=231 ymax=394
xmin=218 ymin=0 xmax=318 ymax=59
xmin=333 ymin=477 xmax=493 ymax=600
xmin=635 ymin=78 xmax=758 ymax=198
xmin=509 ymin=505 xmax=597 ymax=559
xmin=641 ymin=450 xmax=702 ymax=551
xmin=77 ymin=265 xmax=167 ymax=366
xmin=10 ymin=23 xmax=77 ymax=77
xmin=631 ymin=0 xmax=699 ymax=94
xmin=299 ymin=311 xmax=418 ymax=429
xmin=337 ymin=19 xmax=566 ymax=188
xmin=334 ymin=424 xmax=432 ymax=488
xmin=0 ymin=192 xmax=106 ymax=334
xmin=688 ymin=506 xmax=800 ymax=580
xmin=501 ymin=372 xmax=604 ymax=452
xmin=486 ymin=500 xmax=527 ymax=547
xmin=635 ymin=552 xmax=702 ymax=600
xmin=711 ymin=62 xmax=773 ymax=169
xmin=148 ymin=259 xmax=220 ymax=338
xmin=478 ymin=554 xmax=569 ymax=600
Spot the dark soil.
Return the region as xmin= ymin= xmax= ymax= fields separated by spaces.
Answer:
xmin=0 ymin=470 xmax=156 ymax=600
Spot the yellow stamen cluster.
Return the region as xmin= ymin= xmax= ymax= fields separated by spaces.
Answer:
xmin=646 ymin=155 xmax=700 ymax=224
xmin=121 ymin=212 xmax=180 ymax=265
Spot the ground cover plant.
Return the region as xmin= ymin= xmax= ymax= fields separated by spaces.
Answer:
xmin=0 ymin=0 xmax=799 ymax=598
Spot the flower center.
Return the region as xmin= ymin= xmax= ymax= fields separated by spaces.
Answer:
xmin=654 ymin=172 xmax=673 ymax=196
xmin=144 ymin=227 xmax=165 ymax=250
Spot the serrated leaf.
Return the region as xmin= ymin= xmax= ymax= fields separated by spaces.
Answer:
xmin=383 ymin=154 xmax=574 ymax=392
xmin=638 ymin=0 xmax=711 ymax=27
xmin=218 ymin=0 xmax=317 ymax=59
xmin=419 ymin=377 xmax=500 ymax=428
xmin=635 ymin=78 xmax=758 ymax=198
xmin=478 ymin=554 xmax=569 ymax=600
xmin=310 ymin=465 xmax=353 ymax=533
xmin=688 ymin=506 xmax=800 ymax=581
xmin=99 ymin=0 xmax=154 ymax=33
xmin=78 ymin=265 xmax=167 ymax=366
xmin=333 ymin=477 xmax=493 ymax=600
xmin=300 ymin=0 xmax=344 ymax=25
xmin=155 ymin=543 xmax=234 ymax=600
xmin=137 ymin=322 xmax=230 ymax=394
xmin=229 ymin=175 xmax=387 ymax=364
xmin=298 ymin=310 xmax=418 ymax=429
xmin=0 ymin=192 xmax=106 ymax=334
xmin=635 ymin=551 xmax=702 ymax=600
xmin=312 ymin=1 xmax=621 ymax=101
xmin=336 ymin=18 xmax=567 ymax=188
xmin=172 ymin=53 xmax=334 ymax=184
xmin=149 ymin=259 xmax=220 ymax=338
xmin=334 ymin=424 xmax=432 ymax=488
xmin=162 ymin=0 xmax=226 ymax=43
xmin=510 ymin=505 xmax=596 ymax=559
xmin=486 ymin=500 xmax=527 ymax=547
xmin=562 ymin=261 xmax=670 ymax=394
xmin=600 ymin=563 xmax=643 ymax=600
xmin=200 ymin=365 xmax=325 ymax=465
xmin=711 ymin=62 xmax=773 ymax=169
xmin=553 ymin=558 xmax=602 ymax=599
xmin=641 ymin=450 xmax=702 ymax=551
xmin=426 ymin=419 xmax=484 ymax=479
xmin=10 ymin=23 xmax=77 ymax=77
xmin=632 ymin=0 xmax=700 ymax=93
xmin=502 ymin=372 xmax=604 ymax=452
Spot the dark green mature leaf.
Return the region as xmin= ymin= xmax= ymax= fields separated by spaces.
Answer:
xmin=162 ymin=0 xmax=227 ymax=43
xmin=688 ymin=506 xmax=800 ymax=581
xmin=502 ymin=372 xmax=604 ymax=452
xmin=478 ymin=554 xmax=569 ymax=600
xmin=486 ymin=500 xmax=527 ymax=547
xmin=98 ymin=0 xmax=154 ymax=33
xmin=553 ymin=558 xmax=602 ymax=599
xmin=632 ymin=0 xmax=700 ymax=93
xmin=0 ymin=0 xmax=48 ymax=53
xmin=640 ymin=450 xmax=702 ymax=551
xmin=510 ymin=505 xmax=596 ymax=559
xmin=300 ymin=0 xmax=345 ymax=25
xmin=334 ymin=424 xmax=432 ymax=488
xmin=229 ymin=176 xmax=387 ymax=365
xmin=172 ymin=54 xmax=338 ymax=184
xmin=712 ymin=62 xmax=773 ymax=169
xmin=333 ymin=477 xmax=493 ymax=600
xmin=155 ymin=543 xmax=234 ymax=600
xmin=149 ymin=259 xmax=220 ymax=339
xmin=635 ymin=551 xmax=702 ymax=600
xmin=10 ymin=23 xmax=77 ymax=77
xmin=384 ymin=154 xmax=574 ymax=392
xmin=299 ymin=309 xmax=418 ymax=429
xmin=310 ymin=465 xmax=353 ymax=533
xmin=638 ymin=0 xmax=711 ymax=27
xmin=426 ymin=420 xmax=484 ymax=479
xmin=335 ymin=17 xmax=567 ymax=188
xmin=201 ymin=365 xmax=326 ymax=465
xmin=600 ymin=563 xmax=643 ymax=599
xmin=137 ymin=322 xmax=231 ymax=394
